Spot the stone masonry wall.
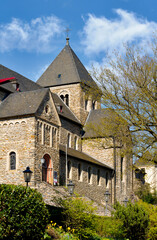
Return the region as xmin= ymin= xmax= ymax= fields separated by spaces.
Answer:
xmin=0 ymin=117 xmax=36 ymax=186
xmin=50 ymin=84 xmax=89 ymax=125
xmin=82 ymin=138 xmax=114 ymax=168
xmin=60 ymin=118 xmax=82 ymax=151
xmin=59 ymin=152 xmax=114 ymax=205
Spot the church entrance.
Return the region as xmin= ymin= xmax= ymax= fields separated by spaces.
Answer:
xmin=42 ymin=154 xmax=53 ymax=184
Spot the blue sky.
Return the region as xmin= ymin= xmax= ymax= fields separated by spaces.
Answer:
xmin=0 ymin=0 xmax=157 ymax=81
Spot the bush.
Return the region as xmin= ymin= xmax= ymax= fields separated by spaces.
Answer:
xmin=0 ymin=184 xmax=49 ymax=240
xmin=113 ymin=201 xmax=149 ymax=240
xmin=94 ymin=216 xmax=124 ymax=239
xmin=53 ymin=196 xmax=98 ymax=239
xmin=137 ymin=200 xmax=157 ymax=240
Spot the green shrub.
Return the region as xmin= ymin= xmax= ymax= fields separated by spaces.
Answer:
xmin=94 ymin=216 xmax=124 ymax=239
xmin=53 ymin=196 xmax=98 ymax=239
xmin=137 ymin=200 xmax=157 ymax=240
xmin=113 ymin=201 xmax=149 ymax=240
xmin=0 ymin=184 xmax=49 ymax=240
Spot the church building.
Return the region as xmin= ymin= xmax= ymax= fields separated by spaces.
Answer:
xmin=0 ymin=38 xmax=133 ymax=207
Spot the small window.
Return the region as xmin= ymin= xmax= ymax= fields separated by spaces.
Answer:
xmin=10 ymin=152 xmax=16 ymax=170
xmin=65 ymin=94 xmax=69 ymax=106
xmin=45 ymin=105 xmax=50 ymax=114
xmin=121 ymin=157 xmax=123 ymax=181
xmin=97 ymin=169 xmax=100 ymax=185
xmin=92 ymin=100 xmax=96 ymax=110
xmin=74 ymin=136 xmax=78 ymax=150
xmin=67 ymin=133 xmax=71 ymax=148
xmin=106 ymin=172 xmax=109 ymax=187
xmin=85 ymin=100 xmax=88 ymax=110
xmin=60 ymin=95 xmax=64 ymax=101
xmin=67 ymin=161 xmax=72 ymax=179
xmin=78 ymin=163 xmax=82 ymax=181
xmin=88 ymin=167 xmax=92 ymax=184
xmin=58 ymin=74 xmax=61 ymax=78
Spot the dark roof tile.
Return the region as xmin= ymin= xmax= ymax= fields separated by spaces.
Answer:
xmin=0 ymin=88 xmax=48 ymax=119
xmin=59 ymin=144 xmax=114 ymax=169
xmin=0 ymin=64 xmax=42 ymax=92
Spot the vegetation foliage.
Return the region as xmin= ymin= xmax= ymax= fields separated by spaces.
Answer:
xmin=0 ymin=184 xmax=49 ymax=240
xmin=135 ymin=183 xmax=157 ymax=204
xmin=53 ymin=196 xmax=102 ymax=240
xmin=113 ymin=201 xmax=149 ymax=240
xmin=91 ymin=39 xmax=157 ymax=162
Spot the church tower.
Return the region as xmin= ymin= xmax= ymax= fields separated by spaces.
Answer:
xmin=37 ymin=38 xmax=101 ymax=124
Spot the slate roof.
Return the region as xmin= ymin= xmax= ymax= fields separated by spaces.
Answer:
xmin=83 ymin=109 xmax=121 ymax=138
xmin=59 ymin=144 xmax=114 ymax=170
xmin=37 ymin=41 xmax=97 ymax=89
xmin=51 ymin=93 xmax=82 ymax=125
xmin=0 ymin=64 xmax=42 ymax=92
xmin=0 ymin=88 xmax=48 ymax=119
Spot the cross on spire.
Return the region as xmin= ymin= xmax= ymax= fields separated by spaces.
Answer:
xmin=65 ymin=27 xmax=71 ymax=45
xmin=65 ymin=27 xmax=71 ymax=38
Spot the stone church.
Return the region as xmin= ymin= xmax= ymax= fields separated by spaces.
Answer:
xmin=0 ymin=38 xmax=133 ymax=207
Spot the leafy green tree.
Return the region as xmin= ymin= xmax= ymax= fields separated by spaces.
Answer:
xmin=113 ymin=201 xmax=149 ymax=240
xmin=0 ymin=184 xmax=49 ymax=240
xmin=91 ymin=40 xmax=157 ymax=162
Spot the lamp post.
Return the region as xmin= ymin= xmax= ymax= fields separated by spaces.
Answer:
xmin=123 ymin=196 xmax=128 ymax=207
xmin=104 ymin=190 xmax=110 ymax=216
xmin=23 ymin=166 xmax=33 ymax=187
xmin=41 ymin=158 xmax=45 ymax=165
xmin=67 ymin=180 xmax=75 ymax=195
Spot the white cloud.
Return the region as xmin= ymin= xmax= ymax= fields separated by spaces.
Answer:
xmin=0 ymin=16 xmax=64 ymax=53
xmin=81 ymin=9 xmax=157 ymax=56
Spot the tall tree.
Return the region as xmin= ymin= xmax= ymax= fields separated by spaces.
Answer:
xmin=92 ymin=41 xmax=157 ymax=162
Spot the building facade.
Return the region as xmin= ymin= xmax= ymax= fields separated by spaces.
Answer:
xmin=0 ymin=39 xmax=133 ymax=207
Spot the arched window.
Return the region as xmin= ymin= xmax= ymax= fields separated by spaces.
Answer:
xmin=88 ymin=167 xmax=92 ymax=184
xmin=78 ymin=163 xmax=82 ymax=181
xmin=97 ymin=169 xmax=100 ymax=185
xmin=67 ymin=133 xmax=71 ymax=148
xmin=10 ymin=152 xmax=16 ymax=170
xmin=65 ymin=94 xmax=69 ymax=106
xmin=74 ymin=136 xmax=78 ymax=150
xmin=60 ymin=94 xmax=69 ymax=106
xmin=67 ymin=161 xmax=72 ymax=179
xmin=60 ymin=95 xmax=64 ymax=101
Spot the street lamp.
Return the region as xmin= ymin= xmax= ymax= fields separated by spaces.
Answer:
xmin=41 ymin=158 xmax=45 ymax=165
xmin=104 ymin=190 xmax=110 ymax=216
xmin=67 ymin=180 xmax=75 ymax=195
xmin=23 ymin=166 xmax=33 ymax=187
xmin=123 ymin=196 xmax=128 ymax=207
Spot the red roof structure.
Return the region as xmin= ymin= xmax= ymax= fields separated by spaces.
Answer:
xmin=0 ymin=77 xmax=16 ymax=84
